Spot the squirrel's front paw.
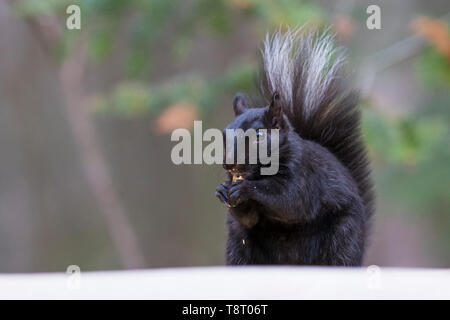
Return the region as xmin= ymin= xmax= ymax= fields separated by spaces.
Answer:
xmin=228 ymin=180 xmax=252 ymax=207
xmin=215 ymin=182 xmax=231 ymax=207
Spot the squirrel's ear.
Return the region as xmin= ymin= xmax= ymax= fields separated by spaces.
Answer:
xmin=268 ymin=92 xmax=284 ymax=129
xmin=233 ymin=93 xmax=247 ymax=116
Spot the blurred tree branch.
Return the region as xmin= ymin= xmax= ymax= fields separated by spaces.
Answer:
xmin=20 ymin=7 xmax=146 ymax=269
xmin=360 ymin=11 xmax=450 ymax=96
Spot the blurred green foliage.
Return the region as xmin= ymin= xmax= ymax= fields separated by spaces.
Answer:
xmin=417 ymin=47 xmax=450 ymax=86
xmin=92 ymin=61 xmax=256 ymax=117
xmin=363 ymin=108 xmax=446 ymax=166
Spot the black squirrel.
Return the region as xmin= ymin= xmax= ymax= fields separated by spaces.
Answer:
xmin=215 ymin=29 xmax=374 ymax=266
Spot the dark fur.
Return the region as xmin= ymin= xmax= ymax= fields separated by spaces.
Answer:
xmin=215 ymin=30 xmax=374 ymax=266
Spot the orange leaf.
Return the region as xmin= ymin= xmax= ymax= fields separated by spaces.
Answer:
xmin=154 ymin=102 xmax=199 ymax=134
xmin=229 ymin=0 xmax=253 ymax=10
xmin=411 ymin=16 xmax=450 ymax=60
xmin=333 ymin=15 xmax=355 ymax=41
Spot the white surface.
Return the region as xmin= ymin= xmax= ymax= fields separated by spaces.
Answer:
xmin=0 ymin=266 xmax=449 ymax=299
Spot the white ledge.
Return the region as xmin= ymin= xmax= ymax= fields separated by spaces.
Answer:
xmin=0 ymin=266 xmax=449 ymax=299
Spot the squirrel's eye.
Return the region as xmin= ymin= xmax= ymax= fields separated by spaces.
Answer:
xmin=256 ymin=130 xmax=266 ymax=139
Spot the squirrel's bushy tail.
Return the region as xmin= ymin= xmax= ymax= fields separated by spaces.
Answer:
xmin=260 ymin=27 xmax=374 ymax=220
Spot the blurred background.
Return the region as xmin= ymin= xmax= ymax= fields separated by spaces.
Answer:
xmin=0 ymin=0 xmax=449 ymax=272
